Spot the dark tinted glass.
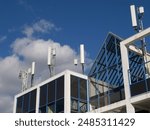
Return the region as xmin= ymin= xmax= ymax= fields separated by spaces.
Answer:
xmin=80 ymin=78 xmax=87 ymax=100
xmin=48 ymin=80 xmax=55 ymax=103
xmin=56 ymin=76 xmax=64 ymax=99
xmin=30 ymin=89 xmax=36 ymax=111
xmin=39 ymin=106 xmax=46 ymax=113
xmin=16 ymin=96 xmax=23 ymax=113
xmin=23 ymin=93 xmax=29 ymax=112
xmin=71 ymin=75 xmax=78 ymax=98
xmin=40 ymin=85 xmax=47 ymax=106
xmin=56 ymin=99 xmax=64 ymax=113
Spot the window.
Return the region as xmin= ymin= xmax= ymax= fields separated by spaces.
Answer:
xmin=48 ymin=81 xmax=55 ymax=103
xmin=71 ymin=75 xmax=88 ymax=113
xmin=23 ymin=93 xmax=29 ymax=112
xmin=56 ymin=76 xmax=64 ymax=99
xmin=71 ymin=76 xmax=78 ymax=98
xmin=30 ymin=90 xmax=36 ymax=111
xmin=56 ymin=99 xmax=64 ymax=113
xmin=16 ymin=89 xmax=37 ymax=113
xmin=40 ymin=85 xmax=47 ymax=106
xmin=39 ymin=76 xmax=64 ymax=113
xmin=16 ymin=96 xmax=23 ymax=113
xmin=80 ymin=78 xmax=87 ymax=100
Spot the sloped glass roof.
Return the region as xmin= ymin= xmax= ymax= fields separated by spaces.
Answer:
xmin=89 ymin=32 xmax=144 ymax=88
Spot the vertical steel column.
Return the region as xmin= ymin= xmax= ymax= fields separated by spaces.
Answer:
xmin=120 ymin=43 xmax=135 ymax=113
xmin=86 ymin=79 xmax=90 ymax=112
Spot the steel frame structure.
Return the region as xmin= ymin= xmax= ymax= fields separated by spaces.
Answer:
xmin=88 ymin=30 xmax=150 ymax=112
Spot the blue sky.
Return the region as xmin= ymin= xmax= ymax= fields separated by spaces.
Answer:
xmin=0 ymin=0 xmax=150 ymax=112
xmin=0 ymin=0 xmax=150 ymax=58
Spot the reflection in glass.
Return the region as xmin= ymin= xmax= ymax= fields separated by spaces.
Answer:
xmin=48 ymin=103 xmax=55 ymax=113
xmin=80 ymin=78 xmax=87 ymax=100
xmin=71 ymin=76 xmax=78 ymax=98
xmin=71 ymin=75 xmax=87 ymax=113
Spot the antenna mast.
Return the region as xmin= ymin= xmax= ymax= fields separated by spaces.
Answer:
xmin=31 ymin=61 xmax=35 ymax=87
xmin=130 ymin=5 xmax=146 ymax=57
xmin=80 ymin=44 xmax=85 ymax=74
xmin=47 ymin=47 xmax=56 ymax=77
xmin=19 ymin=61 xmax=36 ymax=91
xmin=130 ymin=5 xmax=150 ymax=75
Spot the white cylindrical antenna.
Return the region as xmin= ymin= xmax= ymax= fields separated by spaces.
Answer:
xmin=52 ymin=48 xmax=56 ymax=56
xmin=130 ymin=5 xmax=138 ymax=28
xmin=74 ymin=59 xmax=78 ymax=66
xmin=48 ymin=47 xmax=52 ymax=66
xmin=31 ymin=61 xmax=35 ymax=75
xmin=80 ymin=44 xmax=85 ymax=64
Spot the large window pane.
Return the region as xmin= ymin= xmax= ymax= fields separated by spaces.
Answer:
xmin=40 ymin=85 xmax=47 ymax=106
xmin=56 ymin=76 xmax=64 ymax=99
xmin=23 ymin=93 xmax=29 ymax=112
xmin=80 ymin=78 xmax=87 ymax=100
xmin=48 ymin=81 xmax=55 ymax=103
xmin=56 ymin=99 xmax=64 ymax=113
xmin=16 ymin=96 xmax=23 ymax=113
xmin=71 ymin=75 xmax=78 ymax=98
xmin=30 ymin=89 xmax=36 ymax=111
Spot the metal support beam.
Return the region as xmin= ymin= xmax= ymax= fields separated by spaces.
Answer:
xmin=120 ymin=27 xmax=150 ymax=113
xmin=122 ymin=27 xmax=150 ymax=46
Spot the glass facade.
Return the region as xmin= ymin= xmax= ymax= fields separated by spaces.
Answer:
xmin=129 ymin=60 xmax=150 ymax=96
xmin=88 ymin=33 xmax=126 ymax=109
xmin=16 ymin=89 xmax=36 ymax=113
xmin=39 ymin=76 xmax=64 ymax=113
xmin=71 ymin=75 xmax=87 ymax=113
xmin=15 ymin=73 xmax=88 ymax=113
xmin=88 ymin=32 xmax=149 ymax=112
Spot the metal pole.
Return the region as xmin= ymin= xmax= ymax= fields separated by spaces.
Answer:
xmin=31 ymin=74 xmax=34 ymax=87
xmin=81 ymin=64 xmax=84 ymax=74
xmin=48 ymin=65 xmax=52 ymax=77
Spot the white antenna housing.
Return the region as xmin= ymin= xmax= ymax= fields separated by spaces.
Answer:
xmin=130 ymin=5 xmax=137 ymax=27
xmin=139 ymin=6 xmax=144 ymax=14
xmin=31 ymin=61 xmax=35 ymax=75
xmin=74 ymin=59 xmax=78 ymax=66
xmin=52 ymin=48 xmax=56 ymax=56
xmin=80 ymin=44 xmax=85 ymax=64
xmin=28 ymin=68 xmax=31 ymax=73
xmin=48 ymin=47 xmax=52 ymax=66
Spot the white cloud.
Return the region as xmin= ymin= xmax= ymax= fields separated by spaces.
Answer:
xmin=22 ymin=19 xmax=60 ymax=37
xmin=12 ymin=37 xmax=83 ymax=80
xmin=0 ymin=20 xmax=93 ymax=113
